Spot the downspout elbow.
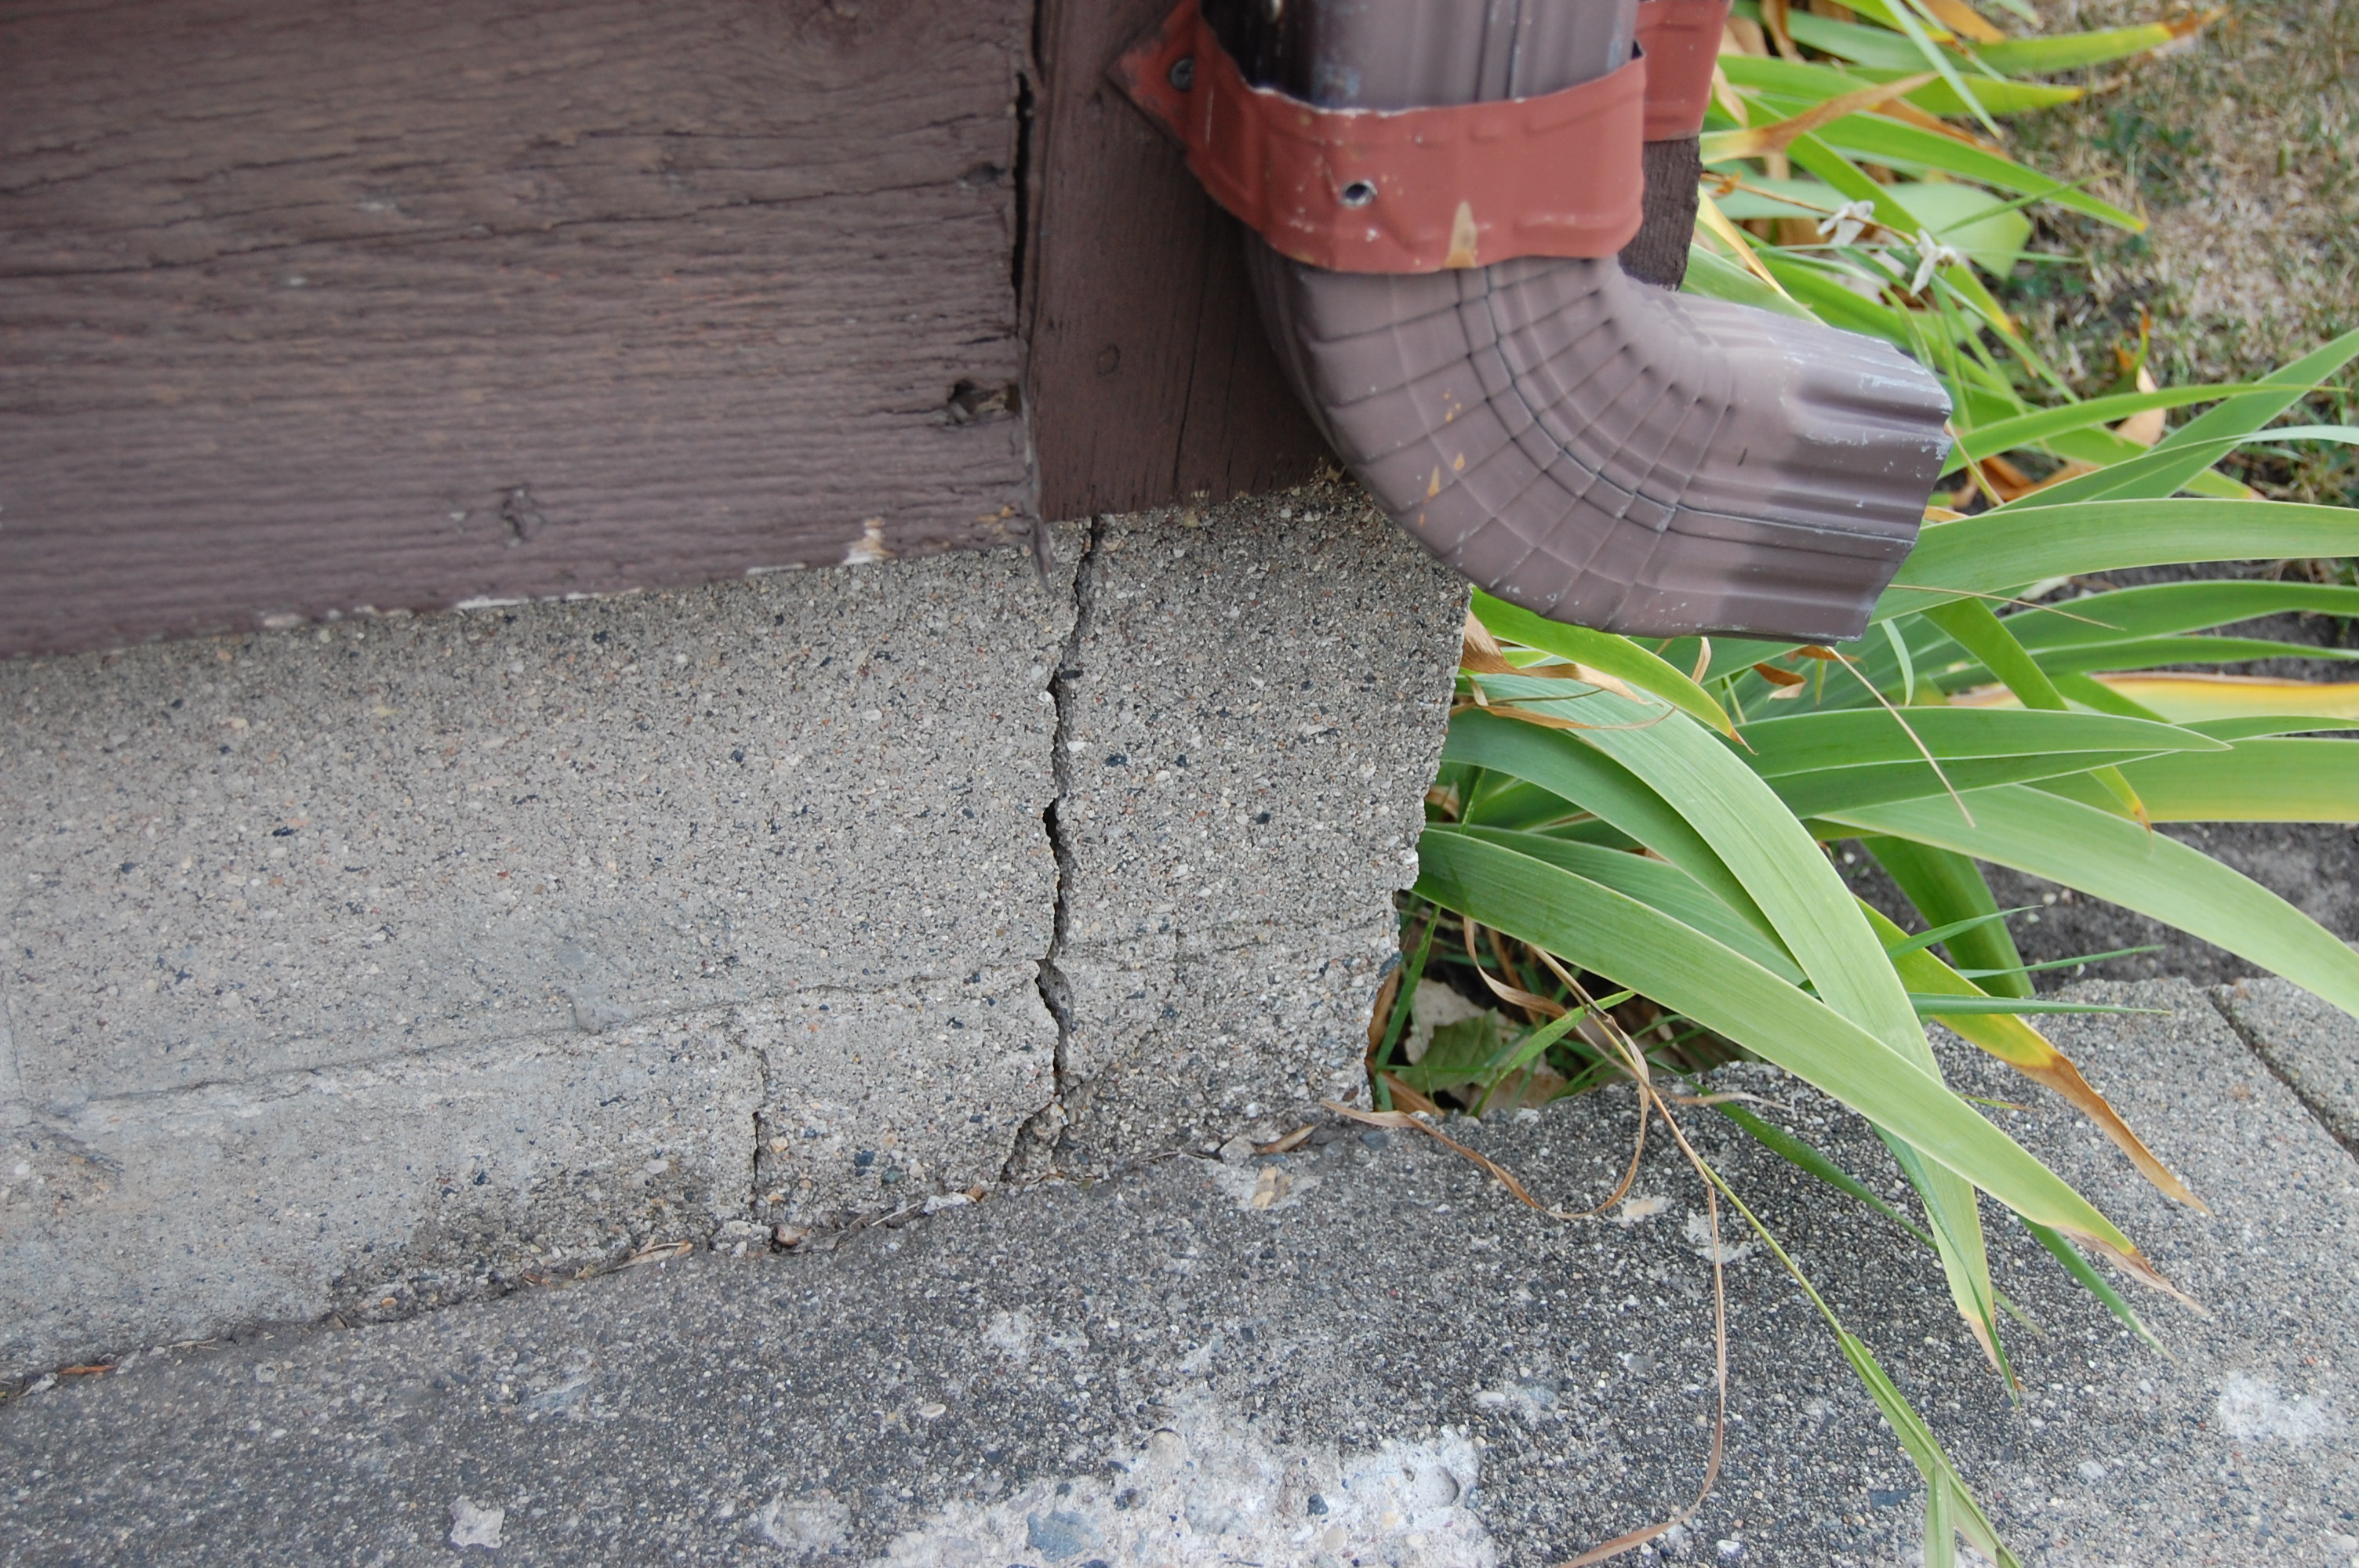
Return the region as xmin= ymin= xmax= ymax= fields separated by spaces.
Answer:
xmin=1245 ymin=246 xmax=1954 ymax=641
xmin=1143 ymin=0 xmax=1954 ymax=643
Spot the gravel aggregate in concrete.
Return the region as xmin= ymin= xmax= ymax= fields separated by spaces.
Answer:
xmin=1041 ymin=482 xmax=1463 ymax=1169
xmin=5 ymin=980 xmax=2352 ymax=1566
xmin=1 ymin=543 xmax=1078 ymax=1103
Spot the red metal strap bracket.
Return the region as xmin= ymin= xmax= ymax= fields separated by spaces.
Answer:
xmin=1111 ymin=0 xmax=1646 ymax=274
xmin=1635 ymin=0 xmax=1734 ymax=141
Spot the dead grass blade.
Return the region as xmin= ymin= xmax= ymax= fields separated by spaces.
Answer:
xmin=1462 ymin=918 xmax=1572 ymax=1020
xmin=1879 ymin=94 xmax=2005 ymax=151
xmin=1710 ymin=74 xmax=1936 ymax=158
xmin=1334 ymin=956 xmax=1739 ymax=1566
xmin=2001 ymin=1048 xmax=2199 ymax=1207
xmin=1920 ymin=0 xmax=2004 ymax=42
xmin=1463 ymin=614 xmax=1520 ymax=675
xmin=1377 ymin=1075 xmax=1443 ymax=1116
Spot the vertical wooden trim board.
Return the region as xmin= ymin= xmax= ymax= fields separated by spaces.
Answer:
xmin=1022 ymin=0 xmax=1334 ymax=524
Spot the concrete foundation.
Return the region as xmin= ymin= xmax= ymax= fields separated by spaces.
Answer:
xmin=0 ymin=482 xmax=1464 ymax=1377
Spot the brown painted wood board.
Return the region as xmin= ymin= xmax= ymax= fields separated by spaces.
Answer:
xmin=1 ymin=0 xmax=1034 ymax=658
xmin=1023 ymin=0 xmax=1335 ymax=524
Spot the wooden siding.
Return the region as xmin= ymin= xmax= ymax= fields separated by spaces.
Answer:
xmin=0 ymin=0 xmax=1333 ymax=659
xmin=0 ymin=0 xmax=1035 ymax=657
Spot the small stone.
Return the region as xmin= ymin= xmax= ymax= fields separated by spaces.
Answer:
xmin=449 ymin=1496 xmax=504 ymax=1550
xmin=916 ymin=1401 xmax=947 ymax=1420
xmin=1714 ymin=1540 xmax=1744 ymax=1561
xmin=1358 ymin=1130 xmax=1390 ymax=1149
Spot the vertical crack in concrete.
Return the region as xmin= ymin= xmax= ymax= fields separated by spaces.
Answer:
xmin=0 ymin=1002 xmax=27 ymax=1127
xmin=1005 ymin=518 xmax=1104 ymax=1180
xmin=2205 ymin=986 xmax=2359 ymax=1158
xmin=742 ymin=1014 xmax=772 ymax=1236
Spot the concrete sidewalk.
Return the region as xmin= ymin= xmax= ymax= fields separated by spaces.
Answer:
xmin=2 ymin=979 xmax=2355 ymax=1566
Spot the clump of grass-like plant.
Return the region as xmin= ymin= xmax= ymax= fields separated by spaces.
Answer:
xmin=1374 ymin=4 xmax=2359 ymax=1560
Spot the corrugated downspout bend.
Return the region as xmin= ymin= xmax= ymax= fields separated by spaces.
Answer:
xmin=1206 ymin=0 xmax=1954 ymax=643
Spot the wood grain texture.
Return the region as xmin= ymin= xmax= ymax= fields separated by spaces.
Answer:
xmin=1 ymin=0 xmax=1034 ymax=658
xmin=1024 ymin=0 xmax=1334 ymax=523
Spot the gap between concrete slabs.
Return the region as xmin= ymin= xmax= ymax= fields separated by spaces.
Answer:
xmin=2211 ymin=974 xmax=2359 ymax=1157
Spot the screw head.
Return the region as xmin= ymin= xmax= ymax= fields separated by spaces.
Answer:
xmin=1340 ymin=180 xmax=1378 ymax=208
xmin=1168 ymin=54 xmax=1195 ymax=92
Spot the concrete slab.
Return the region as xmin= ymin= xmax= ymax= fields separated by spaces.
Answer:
xmin=1042 ymin=483 xmax=1463 ymax=1168
xmin=5 ymin=980 xmax=2354 ymax=1566
xmin=2215 ymin=975 xmax=2359 ymax=1153
xmin=0 ymin=539 xmax=1078 ymax=1104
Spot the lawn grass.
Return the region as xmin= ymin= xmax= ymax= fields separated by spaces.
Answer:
xmin=2003 ymin=0 xmax=2359 ymax=504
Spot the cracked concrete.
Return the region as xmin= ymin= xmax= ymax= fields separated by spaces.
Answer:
xmin=0 ymin=482 xmax=1463 ymax=1377
xmin=1005 ymin=516 xmax=1104 ymax=1181
xmin=1037 ymin=488 xmax=1463 ymax=1170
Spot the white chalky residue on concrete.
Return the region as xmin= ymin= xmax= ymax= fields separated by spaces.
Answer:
xmin=2215 ymin=1371 xmax=2336 ymax=1445
xmin=866 ymin=1392 xmax=1497 ymax=1567
xmin=448 ymin=1497 xmax=504 ymax=1550
xmin=1472 ymin=1375 xmax=1564 ymax=1424
xmin=983 ymin=1308 xmax=1034 ymax=1363
xmin=1681 ymin=1211 xmax=1756 ymax=1265
xmin=758 ymin=1494 xmax=851 ymax=1556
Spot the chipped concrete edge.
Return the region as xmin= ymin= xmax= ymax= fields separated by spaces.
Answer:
xmin=2205 ymin=978 xmax=2359 ymax=1160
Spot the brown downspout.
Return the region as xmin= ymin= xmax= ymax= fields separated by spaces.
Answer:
xmin=1124 ymin=0 xmax=1954 ymax=644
